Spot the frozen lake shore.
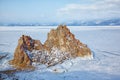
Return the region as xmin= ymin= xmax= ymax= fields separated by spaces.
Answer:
xmin=0 ymin=26 xmax=120 ymax=80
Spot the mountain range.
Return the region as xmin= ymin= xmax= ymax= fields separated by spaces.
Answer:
xmin=0 ymin=18 xmax=120 ymax=26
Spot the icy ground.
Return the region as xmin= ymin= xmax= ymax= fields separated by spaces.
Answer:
xmin=0 ymin=26 xmax=120 ymax=80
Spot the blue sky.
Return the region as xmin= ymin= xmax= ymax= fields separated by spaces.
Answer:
xmin=0 ymin=0 xmax=120 ymax=24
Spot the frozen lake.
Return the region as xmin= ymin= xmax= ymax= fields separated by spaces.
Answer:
xmin=0 ymin=26 xmax=120 ymax=80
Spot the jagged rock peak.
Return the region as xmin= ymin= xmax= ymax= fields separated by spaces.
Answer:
xmin=9 ymin=35 xmax=43 ymax=70
xmin=9 ymin=25 xmax=92 ymax=70
xmin=44 ymin=25 xmax=91 ymax=57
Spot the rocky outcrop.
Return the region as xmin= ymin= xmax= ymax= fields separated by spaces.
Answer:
xmin=9 ymin=25 xmax=91 ymax=69
xmin=9 ymin=35 xmax=43 ymax=70
xmin=44 ymin=25 xmax=91 ymax=57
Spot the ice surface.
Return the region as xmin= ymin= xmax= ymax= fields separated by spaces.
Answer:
xmin=0 ymin=26 xmax=120 ymax=80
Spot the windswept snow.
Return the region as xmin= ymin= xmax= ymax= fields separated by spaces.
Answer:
xmin=0 ymin=26 xmax=120 ymax=80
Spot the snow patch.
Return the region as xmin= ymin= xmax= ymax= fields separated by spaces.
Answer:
xmin=0 ymin=59 xmax=13 ymax=71
xmin=31 ymin=47 xmax=70 ymax=67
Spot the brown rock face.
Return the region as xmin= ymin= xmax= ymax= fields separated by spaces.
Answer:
xmin=44 ymin=25 xmax=91 ymax=57
xmin=10 ymin=25 xmax=91 ymax=69
xmin=9 ymin=35 xmax=43 ymax=70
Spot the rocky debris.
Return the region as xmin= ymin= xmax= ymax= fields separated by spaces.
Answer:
xmin=9 ymin=25 xmax=91 ymax=69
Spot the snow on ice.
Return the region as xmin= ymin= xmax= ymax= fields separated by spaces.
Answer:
xmin=0 ymin=26 xmax=120 ymax=80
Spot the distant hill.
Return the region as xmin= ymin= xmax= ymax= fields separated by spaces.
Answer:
xmin=66 ymin=18 xmax=120 ymax=26
xmin=0 ymin=18 xmax=120 ymax=26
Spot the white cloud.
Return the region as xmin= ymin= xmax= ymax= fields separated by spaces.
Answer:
xmin=57 ymin=0 xmax=120 ymax=21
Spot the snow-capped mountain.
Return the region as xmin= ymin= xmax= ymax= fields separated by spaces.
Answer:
xmin=66 ymin=18 xmax=120 ymax=26
xmin=0 ymin=18 xmax=120 ymax=26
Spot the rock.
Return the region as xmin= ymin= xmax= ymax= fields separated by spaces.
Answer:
xmin=9 ymin=25 xmax=91 ymax=69
xmin=9 ymin=35 xmax=43 ymax=70
xmin=34 ymin=40 xmax=43 ymax=50
xmin=44 ymin=25 xmax=91 ymax=57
